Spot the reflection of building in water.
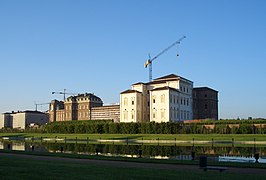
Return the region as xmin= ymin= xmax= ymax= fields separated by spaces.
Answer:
xmin=0 ymin=141 xmax=3 ymax=149
xmin=12 ymin=142 xmax=25 ymax=151
xmin=173 ymin=154 xmax=192 ymax=160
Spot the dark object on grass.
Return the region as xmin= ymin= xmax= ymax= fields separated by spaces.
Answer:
xmin=138 ymin=149 xmax=142 ymax=158
xmin=254 ymin=153 xmax=259 ymax=163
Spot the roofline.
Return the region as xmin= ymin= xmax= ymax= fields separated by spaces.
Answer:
xmin=150 ymin=86 xmax=180 ymax=92
xmin=120 ymin=89 xmax=142 ymax=94
xmin=193 ymin=87 xmax=218 ymax=92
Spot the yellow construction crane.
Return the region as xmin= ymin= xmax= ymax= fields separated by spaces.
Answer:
xmin=144 ymin=36 xmax=186 ymax=81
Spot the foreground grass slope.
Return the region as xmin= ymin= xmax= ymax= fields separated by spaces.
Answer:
xmin=0 ymin=153 xmax=265 ymax=180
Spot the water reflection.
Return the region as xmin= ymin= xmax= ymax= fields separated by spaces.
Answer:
xmin=1 ymin=140 xmax=266 ymax=163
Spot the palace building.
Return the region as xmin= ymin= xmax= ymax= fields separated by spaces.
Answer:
xmin=48 ymin=74 xmax=218 ymax=123
xmin=120 ymin=74 xmax=194 ymax=123
xmin=49 ymin=93 xmax=120 ymax=122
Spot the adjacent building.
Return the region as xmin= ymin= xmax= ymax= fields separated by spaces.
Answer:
xmin=0 ymin=111 xmax=49 ymax=129
xmin=49 ymin=93 xmax=120 ymax=122
xmin=120 ymin=74 xmax=194 ymax=123
xmin=193 ymin=87 xmax=218 ymax=120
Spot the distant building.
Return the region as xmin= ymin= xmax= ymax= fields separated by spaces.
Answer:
xmin=120 ymin=74 xmax=194 ymax=122
xmin=0 ymin=113 xmax=13 ymax=128
xmin=49 ymin=93 xmax=120 ymax=122
xmin=0 ymin=111 xmax=49 ymax=129
xmin=193 ymin=87 xmax=218 ymax=120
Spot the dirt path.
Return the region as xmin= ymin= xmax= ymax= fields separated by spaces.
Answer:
xmin=1 ymin=152 xmax=266 ymax=175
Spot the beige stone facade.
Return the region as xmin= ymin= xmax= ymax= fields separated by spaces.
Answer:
xmin=120 ymin=74 xmax=194 ymax=123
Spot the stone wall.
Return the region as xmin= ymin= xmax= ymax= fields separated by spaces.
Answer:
xmin=91 ymin=105 xmax=120 ymax=122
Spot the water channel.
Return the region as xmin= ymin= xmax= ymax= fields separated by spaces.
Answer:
xmin=1 ymin=138 xmax=266 ymax=164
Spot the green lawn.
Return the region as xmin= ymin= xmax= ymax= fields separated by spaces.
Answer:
xmin=0 ymin=153 xmax=265 ymax=180
xmin=1 ymin=133 xmax=266 ymax=141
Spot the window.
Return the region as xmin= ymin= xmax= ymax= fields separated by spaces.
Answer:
xmin=153 ymin=109 xmax=156 ymax=119
xmin=205 ymin=94 xmax=207 ymax=98
xmin=161 ymin=109 xmax=165 ymax=119
xmin=131 ymin=110 xmax=135 ymax=120
xmin=153 ymin=112 xmax=156 ymax=119
xmin=205 ymin=104 xmax=208 ymax=110
xmin=124 ymin=111 xmax=128 ymax=120
xmin=161 ymin=94 xmax=165 ymax=103
xmin=173 ymin=96 xmax=176 ymax=104
xmin=170 ymin=95 xmax=172 ymax=103
xmin=187 ymin=99 xmax=189 ymax=106
xmin=124 ymin=97 xmax=128 ymax=106
xmin=131 ymin=97 xmax=135 ymax=106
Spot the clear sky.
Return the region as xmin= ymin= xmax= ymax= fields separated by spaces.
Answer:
xmin=0 ymin=0 xmax=265 ymax=119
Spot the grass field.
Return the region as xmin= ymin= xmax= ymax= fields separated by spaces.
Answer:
xmin=1 ymin=133 xmax=266 ymax=141
xmin=0 ymin=152 xmax=265 ymax=180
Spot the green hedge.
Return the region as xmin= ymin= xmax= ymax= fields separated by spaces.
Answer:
xmin=44 ymin=121 xmax=184 ymax=134
xmin=42 ymin=120 xmax=266 ymax=134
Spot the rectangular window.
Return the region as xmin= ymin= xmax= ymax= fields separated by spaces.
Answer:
xmin=124 ymin=111 xmax=128 ymax=120
xmin=124 ymin=98 xmax=128 ymax=106
xmin=132 ymin=101 xmax=134 ymax=105
xmin=161 ymin=109 xmax=165 ymax=119
xmin=161 ymin=94 xmax=165 ymax=103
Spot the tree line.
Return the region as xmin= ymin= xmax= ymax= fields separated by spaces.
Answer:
xmin=42 ymin=120 xmax=266 ymax=134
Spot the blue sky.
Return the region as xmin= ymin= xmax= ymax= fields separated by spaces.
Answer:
xmin=0 ymin=0 xmax=265 ymax=119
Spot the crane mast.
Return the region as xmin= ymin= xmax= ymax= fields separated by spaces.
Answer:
xmin=52 ymin=89 xmax=76 ymax=101
xmin=144 ymin=36 xmax=186 ymax=81
xmin=35 ymin=102 xmax=50 ymax=111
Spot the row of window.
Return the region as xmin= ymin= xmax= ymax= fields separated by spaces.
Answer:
xmin=123 ymin=110 xmax=140 ymax=121
xmin=65 ymin=105 xmax=92 ymax=110
xmin=65 ymin=112 xmax=89 ymax=119
xmin=152 ymin=109 xmax=166 ymax=119
xmin=170 ymin=95 xmax=190 ymax=106
xmin=180 ymin=85 xmax=190 ymax=94
xmin=123 ymin=97 xmax=141 ymax=106
xmin=170 ymin=109 xmax=190 ymax=120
